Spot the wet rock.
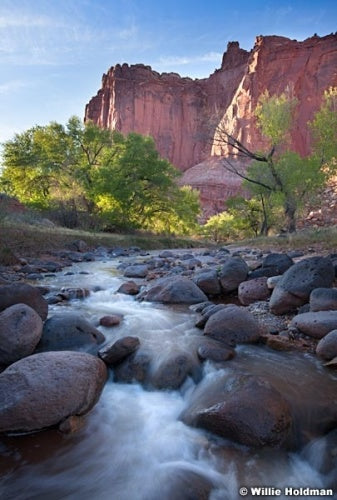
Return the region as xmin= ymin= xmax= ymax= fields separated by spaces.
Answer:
xmin=204 ymin=305 xmax=260 ymax=344
xmin=196 ymin=337 xmax=235 ymax=362
xmin=0 ymin=283 xmax=48 ymax=320
xmin=113 ymin=351 xmax=151 ymax=383
xmin=117 ymin=281 xmax=141 ymax=295
xmin=98 ymin=336 xmax=140 ymax=364
xmin=141 ymin=276 xmax=208 ymax=304
xmin=310 ymin=287 xmax=337 ymax=311
xmin=238 ymin=277 xmax=270 ymax=305
xmin=158 ymin=250 xmax=176 ymax=258
xmin=219 ymin=257 xmax=249 ymax=293
xmin=193 ymin=269 xmax=221 ymax=296
xmin=124 ymin=264 xmax=149 ymax=278
xmin=0 ymin=351 xmax=107 ymax=434
xmin=316 ymin=330 xmax=337 ymax=360
xmin=0 ymin=304 xmax=43 ymax=365
xmin=181 ymin=373 xmax=292 ymax=448
xmin=58 ymin=415 xmax=86 ymax=434
xmin=59 ymin=287 xmax=90 ymax=300
xmin=291 ymin=311 xmax=337 ymax=339
xmin=37 ymin=313 xmax=105 ymax=353
xmin=99 ymin=315 xmax=122 ymax=327
xmin=152 ymin=353 xmax=199 ymax=390
xmin=270 ymin=257 xmax=334 ymax=315
xmin=195 ymin=304 xmax=226 ymax=328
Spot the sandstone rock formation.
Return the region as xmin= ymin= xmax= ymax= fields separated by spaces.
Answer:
xmin=85 ymin=34 xmax=337 ymax=214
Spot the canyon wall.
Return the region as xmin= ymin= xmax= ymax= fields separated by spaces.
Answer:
xmin=85 ymin=33 xmax=337 ymax=214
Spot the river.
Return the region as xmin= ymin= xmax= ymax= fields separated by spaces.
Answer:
xmin=0 ymin=255 xmax=336 ymax=499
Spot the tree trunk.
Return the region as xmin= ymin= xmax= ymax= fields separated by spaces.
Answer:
xmin=284 ymin=197 xmax=297 ymax=233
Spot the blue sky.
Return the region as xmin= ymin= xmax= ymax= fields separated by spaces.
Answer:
xmin=1 ymin=0 xmax=336 ymax=145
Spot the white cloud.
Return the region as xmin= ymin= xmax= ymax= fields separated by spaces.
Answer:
xmin=158 ymin=51 xmax=222 ymax=67
xmin=0 ymin=80 xmax=29 ymax=95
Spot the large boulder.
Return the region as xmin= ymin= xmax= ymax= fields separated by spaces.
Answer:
xmin=37 ymin=313 xmax=105 ymax=353
xmin=0 ymin=303 xmax=43 ymax=365
xmin=181 ymin=373 xmax=292 ymax=448
xmin=316 ymin=330 xmax=337 ymax=360
xmin=204 ymin=305 xmax=260 ymax=344
xmin=0 ymin=283 xmax=48 ymax=320
xmin=151 ymin=353 xmax=200 ymax=390
xmin=219 ymin=257 xmax=249 ymax=293
xmin=124 ymin=264 xmax=148 ymax=278
xmin=98 ymin=336 xmax=140 ymax=365
xmin=269 ymin=257 xmax=335 ymax=315
xmin=141 ymin=276 xmax=208 ymax=304
xmin=0 ymin=351 xmax=107 ymax=433
xmin=291 ymin=311 xmax=337 ymax=339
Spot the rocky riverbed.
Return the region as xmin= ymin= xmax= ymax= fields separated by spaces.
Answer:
xmin=0 ymin=242 xmax=337 ymax=499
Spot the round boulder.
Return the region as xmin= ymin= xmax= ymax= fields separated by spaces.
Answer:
xmin=0 ymin=303 xmax=43 ymax=365
xmin=270 ymin=257 xmax=335 ymax=315
xmin=193 ymin=269 xmax=221 ymax=296
xmin=316 ymin=330 xmax=337 ymax=361
xmin=37 ymin=313 xmax=105 ymax=352
xmin=219 ymin=257 xmax=249 ymax=293
xmin=204 ymin=305 xmax=260 ymax=344
xmin=98 ymin=336 xmax=140 ymax=365
xmin=124 ymin=264 xmax=148 ymax=278
xmin=0 ymin=283 xmax=48 ymax=320
xmin=310 ymin=288 xmax=337 ymax=312
xmin=0 ymin=351 xmax=107 ymax=433
xmin=181 ymin=373 xmax=292 ymax=448
xmin=238 ymin=277 xmax=270 ymax=305
xmin=291 ymin=311 xmax=337 ymax=339
xmin=141 ymin=276 xmax=208 ymax=304
xmin=117 ymin=281 xmax=140 ymax=295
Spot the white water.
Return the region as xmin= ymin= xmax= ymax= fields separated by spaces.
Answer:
xmin=1 ymin=257 xmax=337 ymax=499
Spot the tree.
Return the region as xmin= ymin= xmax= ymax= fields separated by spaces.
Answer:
xmin=212 ymin=88 xmax=327 ymax=233
xmin=93 ymin=132 xmax=200 ymax=233
xmin=309 ymin=87 xmax=337 ymax=167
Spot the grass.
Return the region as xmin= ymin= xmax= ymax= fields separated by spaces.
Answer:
xmin=0 ymin=220 xmax=204 ymax=258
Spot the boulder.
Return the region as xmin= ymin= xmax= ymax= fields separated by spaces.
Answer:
xmin=181 ymin=373 xmax=292 ymax=448
xmin=269 ymin=257 xmax=334 ymax=315
xmin=192 ymin=269 xmax=221 ymax=296
xmin=151 ymin=353 xmax=199 ymax=390
xmin=204 ymin=305 xmax=260 ymax=344
xmin=310 ymin=288 xmax=337 ymax=312
xmin=0 ymin=351 xmax=107 ymax=433
xmin=196 ymin=337 xmax=235 ymax=362
xmin=98 ymin=336 xmax=140 ymax=364
xmin=0 ymin=303 xmax=43 ymax=365
xmin=37 ymin=313 xmax=105 ymax=352
xmin=261 ymin=253 xmax=294 ymax=274
xmin=117 ymin=281 xmax=141 ymax=295
xmin=99 ymin=315 xmax=122 ymax=327
xmin=124 ymin=264 xmax=149 ymax=278
xmin=291 ymin=311 xmax=337 ymax=339
xmin=0 ymin=283 xmax=48 ymax=320
xmin=238 ymin=277 xmax=270 ymax=305
xmin=58 ymin=287 xmax=90 ymax=300
xmin=141 ymin=276 xmax=208 ymax=304
xmin=219 ymin=257 xmax=249 ymax=293
xmin=113 ymin=351 xmax=151 ymax=384
xmin=316 ymin=330 xmax=337 ymax=360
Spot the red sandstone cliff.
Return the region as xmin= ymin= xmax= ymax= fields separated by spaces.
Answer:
xmin=85 ymin=34 xmax=337 ymax=214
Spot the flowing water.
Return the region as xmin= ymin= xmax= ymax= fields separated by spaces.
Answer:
xmin=1 ymin=256 xmax=337 ymax=499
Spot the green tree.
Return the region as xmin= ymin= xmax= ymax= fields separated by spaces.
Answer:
xmin=309 ymin=87 xmax=337 ymax=167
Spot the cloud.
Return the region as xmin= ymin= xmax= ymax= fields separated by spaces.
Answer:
xmin=0 ymin=80 xmax=29 ymax=95
xmin=158 ymin=51 xmax=222 ymax=67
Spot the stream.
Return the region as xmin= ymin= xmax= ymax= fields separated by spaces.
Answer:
xmin=0 ymin=255 xmax=337 ymax=499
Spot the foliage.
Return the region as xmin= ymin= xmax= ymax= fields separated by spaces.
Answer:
xmin=0 ymin=119 xmax=200 ymax=234
xmin=309 ymin=87 xmax=337 ymax=167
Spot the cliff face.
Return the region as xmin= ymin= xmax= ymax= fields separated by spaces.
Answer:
xmin=85 ymin=34 xmax=337 ymax=213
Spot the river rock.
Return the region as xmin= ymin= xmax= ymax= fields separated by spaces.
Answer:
xmin=98 ymin=336 xmax=140 ymax=364
xmin=316 ymin=330 xmax=337 ymax=360
xmin=192 ymin=269 xmax=221 ymax=296
xmin=37 ymin=313 xmax=105 ymax=352
xmin=238 ymin=277 xmax=270 ymax=305
xmin=310 ymin=288 xmax=337 ymax=312
xmin=269 ymin=257 xmax=335 ymax=315
xmin=196 ymin=337 xmax=235 ymax=362
xmin=291 ymin=311 xmax=337 ymax=339
xmin=219 ymin=257 xmax=249 ymax=293
xmin=0 ymin=283 xmax=48 ymax=320
xmin=0 ymin=351 xmax=107 ymax=433
xmin=0 ymin=303 xmax=43 ymax=365
xmin=124 ymin=264 xmax=149 ymax=278
xmin=261 ymin=252 xmax=294 ymax=274
xmin=141 ymin=276 xmax=208 ymax=304
xmin=99 ymin=315 xmax=122 ymax=327
xmin=195 ymin=304 xmax=226 ymax=328
xmin=181 ymin=373 xmax=292 ymax=448
xmin=113 ymin=351 xmax=151 ymax=383
xmin=117 ymin=281 xmax=141 ymax=295
xmin=152 ymin=353 xmax=199 ymax=390
xmin=204 ymin=305 xmax=260 ymax=344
